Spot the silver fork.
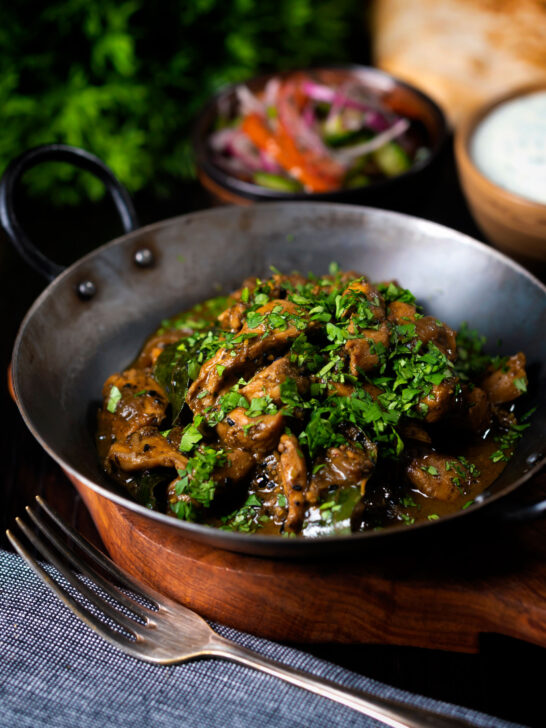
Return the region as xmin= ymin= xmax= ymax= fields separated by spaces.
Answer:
xmin=7 ymin=496 xmax=473 ymax=728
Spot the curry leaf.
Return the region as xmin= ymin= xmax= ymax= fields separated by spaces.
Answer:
xmin=130 ymin=470 xmax=167 ymax=510
xmin=154 ymin=339 xmax=205 ymax=424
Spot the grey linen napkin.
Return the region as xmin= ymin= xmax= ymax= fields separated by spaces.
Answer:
xmin=0 ymin=549 xmax=525 ymax=728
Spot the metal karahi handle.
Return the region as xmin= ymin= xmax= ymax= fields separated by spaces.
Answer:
xmin=0 ymin=144 xmax=139 ymax=281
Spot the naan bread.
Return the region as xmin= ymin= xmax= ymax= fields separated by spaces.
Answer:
xmin=372 ymin=0 xmax=546 ymax=126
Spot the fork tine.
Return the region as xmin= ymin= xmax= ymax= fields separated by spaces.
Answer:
xmin=35 ymin=496 xmax=164 ymax=608
xmin=25 ymin=505 xmax=152 ymax=622
xmin=13 ymin=516 xmax=150 ymax=641
xmin=6 ymin=528 xmax=136 ymax=654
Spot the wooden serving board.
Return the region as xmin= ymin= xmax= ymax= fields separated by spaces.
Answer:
xmin=69 ymin=472 xmax=546 ymax=654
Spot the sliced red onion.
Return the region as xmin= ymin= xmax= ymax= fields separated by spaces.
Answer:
xmin=326 ymin=95 xmax=344 ymax=124
xmin=302 ymin=103 xmax=315 ymax=128
xmin=302 ymin=81 xmax=337 ymax=105
xmin=333 ymin=118 xmax=411 ymax=164
xmin=343 ymin=81 xmax=398 ymax=131
xmin=302 ymin=81 xmax=393 ymax=132
xmin=264 ymin=78 xmax=280 ymax=111
xmin=302 ymin=80 xmax=369 ymax=112
xmin=259 ymin=149 xmax=281 ymax=173
xmin=236 ymin=85 xmax=264 ymax=116
xmin=278 ymin=82 xmax=328 ymax=156
xmin=209 ymin=127 xmax=238 ymax=153
xmin=362 ymin=110 xmax=389 ymax=132
xmin=212 ymin=154 xmax=251 ymax=176
xmin=228 ymin=132 xmax=264 ymax=171
xmin=342 ymin=108 xmax=367 ymax=132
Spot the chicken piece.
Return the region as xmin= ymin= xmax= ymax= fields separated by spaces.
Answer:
xmin=333 ymin=270 xmax=362 ymax=286
xmin=102 ymin=369 xmax=168 ymax=437
xmin=342 ymin=279 xmax=386 ymax=322
xmin=217 ymin=302 xmax=247 ymax=332
xmin=167 ymin=448 xmax=254 ymax=518
xmin=302 ymin=270 xmax=363 ymax=297
xmin=406 ymin=453 xmax=473 ymax=501
xmin=363 ymin=382 xmax=383 ymax=400
xmin=240 ymin=355 xmax=308 ymax=404
xmin=481 ymin=353 xmax=527 ymax=404
xmin=345 ymin=322 xmax=390 ymax=375
xmin=309 ymin=442 xmax=376 ymax=501
xmin=387 ymin=300 xmax=417 ymax=324
xmin=133 ymin=330 xmax=186 ymax=369
xmin=327 ymin=381 xmax=383 ymax=401
xmin=389 ymin=303 xmax=457 ymax=361
xmin=187 ymin=299 xmax=312 ymax=414
xmin=328 ymin=381 xmax=355 ymax=397
xmin=231 ymin=276 xmax=258 ymax=300
xmin=420 ymin=379 xmax=456 ymax=423
xmin=106 ymin=428 xmax=188 ymax=473
xmin=216 ymin=407 xmax=285 ymax=458
xmin=457 ymin=385 xmax=491 ymax=434
xmin=231 ymin=273 xmax=307 ymax=302
xmin=399 ymin=422 xmax=432 ymax=445
xmin=492 ymin=404 xmax=517 ymax=429
xmin=217 ymin=448 xmax=255 ymax=484
xmin=167 ymin=482 xmax=196 ymax=519
xmin=278 ymin=434 xmax=308 ymax=532
xmin=415 ymin=317 xmax=457 ymax=361
xmin=251 ymin=452 xmax=292 ymax=525
xmin=270 ymin=272 xmax=308 ymax=295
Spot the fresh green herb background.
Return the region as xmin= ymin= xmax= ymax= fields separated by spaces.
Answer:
xmin=0 ymin=0 xmax=363 ymax=205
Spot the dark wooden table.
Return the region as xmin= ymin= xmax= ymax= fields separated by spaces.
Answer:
xmin=1 ymin=142 xmax=544 ymax=726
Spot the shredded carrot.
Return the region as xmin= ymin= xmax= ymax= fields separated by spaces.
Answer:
xmin=241 ymin=113 xmax=343 ymax=193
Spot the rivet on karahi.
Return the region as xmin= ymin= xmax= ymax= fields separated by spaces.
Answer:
xmin=134 ymin=248 xmax=154 ymax=267
xmin=76 ymin=280 xmax=97 ymax=300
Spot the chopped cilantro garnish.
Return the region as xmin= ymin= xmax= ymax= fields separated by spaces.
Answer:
xmin=421 ymin=465 xmax=439 ymax=476
xmin=514 ymin=377 xmax=527 ymax=393
xmin=220 ymin=492 xmax=264 ymax=532
xmin=135 ymin=267 xmax=530 ymax=537
xmin=171 ymin=447 xmax=227 ymax=520
xmin=179 ymin=416 xmax=204 ymax=453
xmin=490 ymin=418 xmax=531 ymax=463
xmin=247 ymin=395 xmax=277 ymax=418
xmin=106 ymin=385 xmax=122 ymax=413
xmin=246 ymin=311 xmax=266 ymax=329
xmin=277 ymin=493 xmax=287 ymax=508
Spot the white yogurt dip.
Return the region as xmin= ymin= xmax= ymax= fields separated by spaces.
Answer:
xmin=470 ymin=90 xmax=546 ymax=205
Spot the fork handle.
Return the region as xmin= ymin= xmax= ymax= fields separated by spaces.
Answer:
xmin=206 ymin=636 xmax=473 ymax=728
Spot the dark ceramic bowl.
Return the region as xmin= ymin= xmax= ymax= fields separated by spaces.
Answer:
xmin=193 ymin=65 xmax=448 ymax=207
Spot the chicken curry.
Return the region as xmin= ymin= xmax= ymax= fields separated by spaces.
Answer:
xmin=97 ymin=267 xmax=530 ymax=536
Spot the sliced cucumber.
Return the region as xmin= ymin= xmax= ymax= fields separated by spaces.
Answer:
xmin=345 ymin=173 xmax=371 ymax=189
xmin=372 ymin=141 xmax=411 ymax=177
xmin=324 ymin=128 xmax=373 ymax=148
xmin=253 ymin=172 xmax=303 ymax=192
